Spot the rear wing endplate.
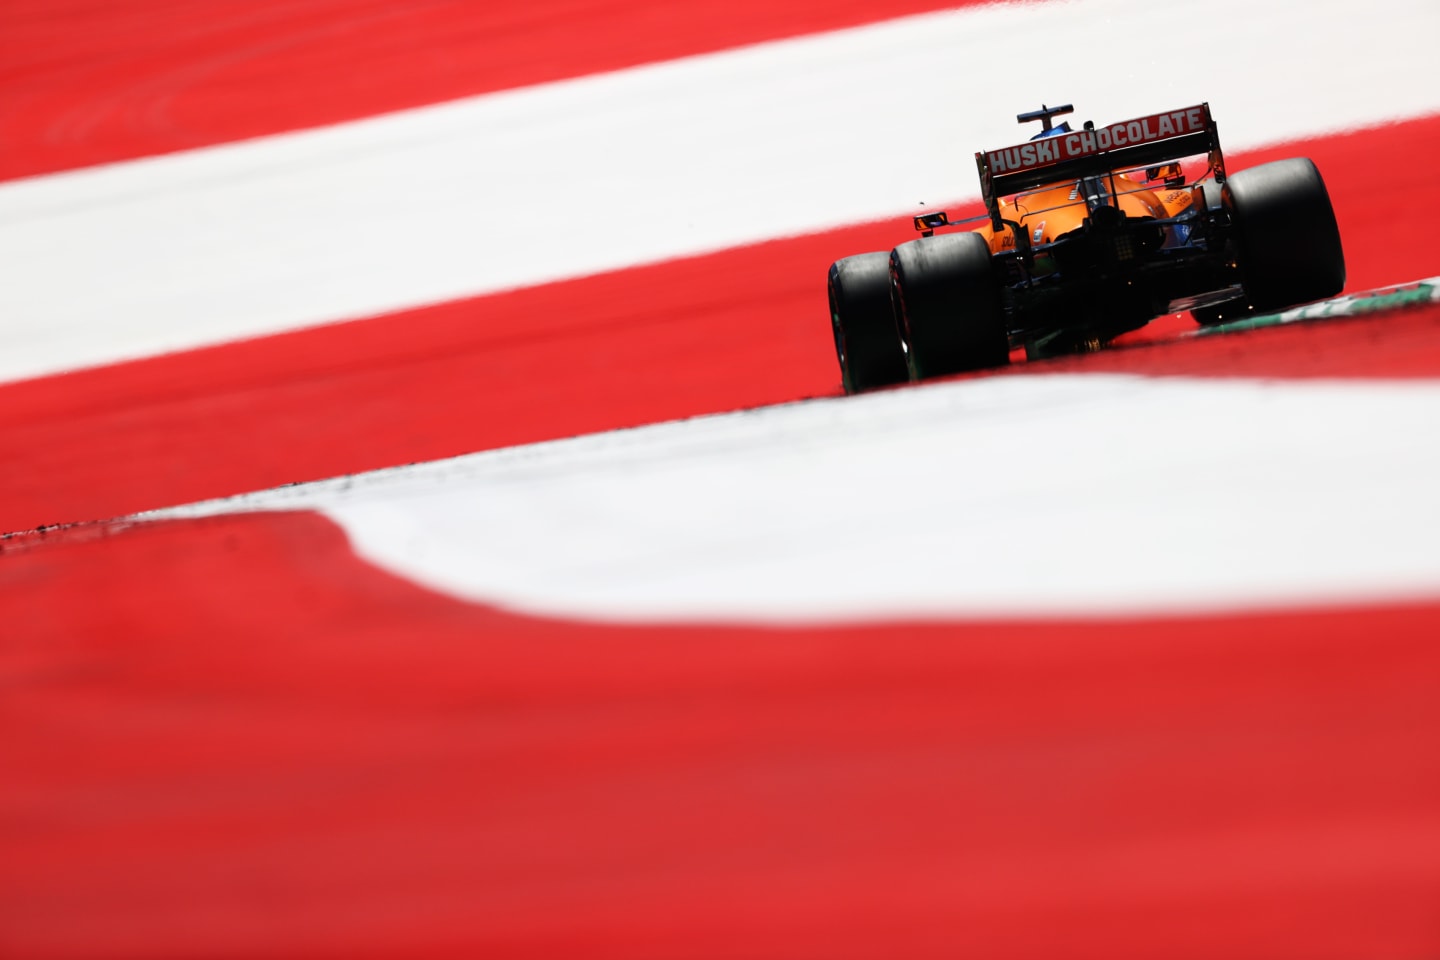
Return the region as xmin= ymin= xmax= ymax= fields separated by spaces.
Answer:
xmin=976 ymin=104 xmax=1223 ymax=230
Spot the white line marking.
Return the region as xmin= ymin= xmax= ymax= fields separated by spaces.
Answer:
xmin=149 ymin=374 xmax=1440 ymax=623
xmin=1 ymin=0 xmax=1437 ymax=383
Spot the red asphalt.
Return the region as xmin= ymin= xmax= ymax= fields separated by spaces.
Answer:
xmin=4 ymin=512 xmax=1440 ymax=958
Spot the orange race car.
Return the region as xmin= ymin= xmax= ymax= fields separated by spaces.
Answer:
xmin=827 ymin=103 xmax=1346 ymax=392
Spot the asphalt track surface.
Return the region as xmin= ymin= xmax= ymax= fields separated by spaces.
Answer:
xmin=0 ymin=0 xmax=1003 ymax=182
xmin=3 ymin=118 xmax=1440 ymax=534
xmin=4 ymin=2 xmax=1440 ymax=958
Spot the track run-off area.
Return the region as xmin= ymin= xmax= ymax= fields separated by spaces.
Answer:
xmin=3 ymin=1 xmax=1440 ymax=957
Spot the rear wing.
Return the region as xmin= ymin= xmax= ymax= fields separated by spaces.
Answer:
xmin=976 ymin=104 xmax=1223 ymax=230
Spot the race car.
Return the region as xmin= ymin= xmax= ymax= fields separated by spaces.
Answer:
xmin=828 ymin=102 xmax=1346 ymax=392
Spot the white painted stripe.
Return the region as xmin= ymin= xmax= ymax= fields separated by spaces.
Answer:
xmin=149 ymin=374 xmax=1440 ymax=623
xmin=2 ymin=0 xmax=1437 ymax=384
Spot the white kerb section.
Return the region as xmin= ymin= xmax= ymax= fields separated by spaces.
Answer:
xmin=149 ymin=375 xmax=1440 ymax=623
xmin=1 ymin=0 xmax=1438 ymax=383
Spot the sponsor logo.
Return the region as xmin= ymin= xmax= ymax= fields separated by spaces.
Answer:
xmin=987 ymin=106 xmax=1208 ymax=175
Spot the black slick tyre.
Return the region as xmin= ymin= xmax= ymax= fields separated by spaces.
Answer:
xmin=890 ymin=232 xmax=1008 ymax=380
xmin=1223 ymin=158 xmax=1345 ymax=311
xmin=828 ymin=252 xmax=907 ymax=394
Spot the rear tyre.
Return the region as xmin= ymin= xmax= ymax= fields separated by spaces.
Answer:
xmin=1223 ymin=158 xmax=1345 ymax=311
xmin=828 ymin=253 xmax=907 ymax=394
xmin=890 ymin=232 xmax=1008 ymax=380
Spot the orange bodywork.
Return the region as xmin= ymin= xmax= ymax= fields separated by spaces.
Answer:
xmin=974 ymin=166 xmax=1203 ymax=253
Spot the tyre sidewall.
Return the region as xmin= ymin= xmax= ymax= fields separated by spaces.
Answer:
xmin=828 ymin=252 xmax=907 ymax=393
xmin=891 ymin=232 xmax=1007 ymax=380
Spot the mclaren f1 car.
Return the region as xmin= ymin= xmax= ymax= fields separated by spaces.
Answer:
xmin=828 ymin=102 xmax=1346 ymax=392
